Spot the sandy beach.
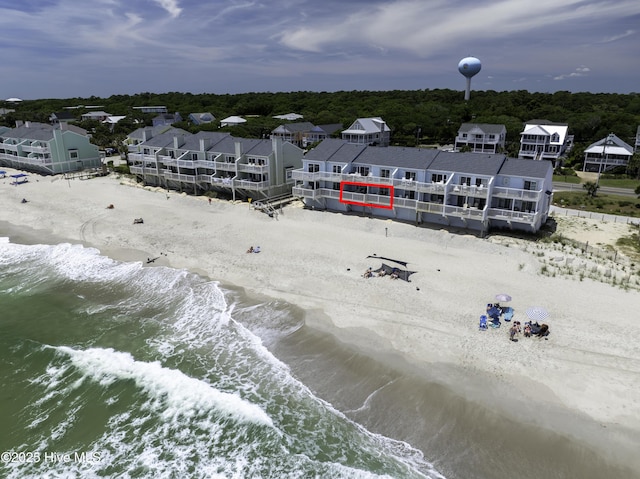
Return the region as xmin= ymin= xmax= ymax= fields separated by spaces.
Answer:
xmin=1 ymin=169 xmax=639 ymax=477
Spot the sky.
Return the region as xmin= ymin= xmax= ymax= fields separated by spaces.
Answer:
xmin=1 ymin=0 xmax=639 ymax=100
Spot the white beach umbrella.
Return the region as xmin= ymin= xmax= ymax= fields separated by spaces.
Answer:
xmin=495 ymin=293 xmax=512 ymax=302
xmin=525 ymin=306 xmax=549 ymax=322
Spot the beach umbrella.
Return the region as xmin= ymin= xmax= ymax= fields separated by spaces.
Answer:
xmin=525 ymin=306 xmax=549 ymax=322
xmin=495 ymin=293 xmax=512 ymax=302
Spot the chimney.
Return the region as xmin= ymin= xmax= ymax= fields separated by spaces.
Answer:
xmin=234 ymin=140 xmax=243 ymax=160
xmin=173 ymin=135 xmax=185 ymax=149
xmin=199 ymin=137 xmax=210 ymax=151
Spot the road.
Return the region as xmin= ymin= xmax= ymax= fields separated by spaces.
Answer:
xmin=552 ymin=182 xmax=637 ymax=197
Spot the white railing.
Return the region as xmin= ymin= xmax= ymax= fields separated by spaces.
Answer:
xmin=488 ymin=208 xmax=537 ymax=223
xmin=162 ymin=171 xmax=196 ymax=182
xmin=214 ymin=161 xmax=236 ymax=171
xmin=238 ymin=163 xmax=268 ymax=173
xmin=235 ymin=180 xmax=269 ymax=190
xmin=444 ymin=204 xmax=486 ymax=219
xmin=492 ymin=187 xmax=540 ymax=201
xmin=416 ymin=201 xmax=444 ymax=214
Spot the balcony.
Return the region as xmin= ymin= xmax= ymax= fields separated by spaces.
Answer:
xmin=444 ymin=204 xmax=485 ymax=219
xmin=211 ymin=177 xmax=234 ymax=187
xmin=238 ymin=163 xmax=268 ymax=173
xmin=162 ymin=171 xmax=196 ymax=183
xmin=235 ymin=179 xmax=269 ymax=190
xmin=213 ymin=161 xmax=236 ymax=171
xmin=22 ymin=144 xmax=50 ymax=154
xmin=492 ymin=186 xmax=540 ymax=201
xmin=416 ymin=201 xmax=444 ymax=214
xmin=488 ymin=208 xmax=537 ymax=223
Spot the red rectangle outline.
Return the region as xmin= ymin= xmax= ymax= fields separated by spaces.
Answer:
xmin=339 ymin=181 xmax=394 ymax=209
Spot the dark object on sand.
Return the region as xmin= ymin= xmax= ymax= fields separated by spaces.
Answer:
xmin=133 ymin=218 xmax=144 ymax=224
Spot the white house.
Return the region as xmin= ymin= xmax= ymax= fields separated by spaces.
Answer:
xmin=583 ymin=133 xmax=634 ymax=173
xmin=518 ymin=120 xmax=573 ymax=167
xmin=220 ymin=116 xmax=247 ymax=127
xmin=454 ymin=123 xmax=506 ymax=154
xmin=341 ymin=117 xmax=391 ymax=146
xmin=635 ymin=125 xmax=640 ymax=152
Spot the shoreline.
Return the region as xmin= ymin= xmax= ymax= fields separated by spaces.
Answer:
xmin=1 ymin=170 xmax=639 ymax=477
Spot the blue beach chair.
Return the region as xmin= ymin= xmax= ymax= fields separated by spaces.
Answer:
xmin=479 ymin=315 xmax=488 ymax=331
xmin=503 ymin=307 xmax=514 ymax=322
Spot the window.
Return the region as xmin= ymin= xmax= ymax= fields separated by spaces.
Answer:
xmin=356 ymin=166 xmax=369 ymax=176
xmin=381 ymin=169 xmax=390 ymax=178
xmin=308 ymin=163 xmax=319 ymax=173
xmin=524 ymin=180 xmax=537 ymax=191
xmin=404 ymin=171 xmax=416 ymax=180
xmin=69 ymin=149 xmax=78 ymax=160
xmin=332 ymin=165 xmax=342 ymax=173
xmin=431 ymin=174 xmax=446 ymax=183
xmin=460 ymin=176 xmax=471 ymax=186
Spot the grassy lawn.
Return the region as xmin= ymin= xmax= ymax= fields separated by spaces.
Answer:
xmin=554 ymin=173 xmax=640 ymax=190
xmin=552 ymin=174 xmax=581 ymax=184
xmin=597 ymin=178 xmax=640 ymax=189
xmin=553 ymin=191 xmax=640 ymax=217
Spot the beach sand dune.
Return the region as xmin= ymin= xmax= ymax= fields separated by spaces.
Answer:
xmin=2 ymin=170 xmax=639 ymax=476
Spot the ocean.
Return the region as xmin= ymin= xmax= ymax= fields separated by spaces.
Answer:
xmin=0 ymin=233 xmax=635 ymax=479
xmin=0 ymin=237 xmax=441 ymax=479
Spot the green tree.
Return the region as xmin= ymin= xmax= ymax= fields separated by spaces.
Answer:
xmin=583 ymin=181 xmax=599 ymax=198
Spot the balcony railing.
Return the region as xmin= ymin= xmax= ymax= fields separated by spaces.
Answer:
xmin=213 ymin=161 xmax=236 ymax=171
xmin=449 ymin=184 xmax=488 ymax=198
xmin=162 ymin=171 xmax=196 ymax=183
xmin=416 ymin=201 xmax=444 ymax=214
xmin=444 ymin=204 xmax=485 ymax=219
xmin=22 ymin=145 xmax=50 ymax=153
xmin=492 ymin=187 xmax=541 ymax=201
xmin=235 ymin=179 xmax=269 ymax=190
xmin=488 ymin=208 xmax=537 ymax=223
xmin=238 ymin=163 xmax=268 ymax=173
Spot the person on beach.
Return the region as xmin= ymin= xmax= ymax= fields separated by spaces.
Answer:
xmin=363 ymin=267 xmax=373 ymax=278
xmin=509 ymin=324 xmax=518 ymax=341
xmin=524 ymin=324 xmax=532 ymax=337
xmin=247 ymin=246 xmax=254 ymax=253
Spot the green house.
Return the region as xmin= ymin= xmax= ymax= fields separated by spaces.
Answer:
xmin=0 ymin=121 xmax=101 ymax=174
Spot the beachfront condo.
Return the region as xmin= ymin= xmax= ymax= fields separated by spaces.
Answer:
xmin=127 ymin=129 xmax=303 ymax=200
xmin=0 ymin=121 xmax=102 ymax=174
xmin=292 ymin=139 xmax=553 ymax=235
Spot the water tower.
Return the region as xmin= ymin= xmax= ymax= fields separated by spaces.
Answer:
xmin=458 ymin=57 xmax=481 ymax=101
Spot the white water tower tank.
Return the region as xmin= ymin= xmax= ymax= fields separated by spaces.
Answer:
xmin=458 ymin=57 xmax=481 ymax=101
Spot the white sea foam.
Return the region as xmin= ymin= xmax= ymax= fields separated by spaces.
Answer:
xmin=55 ymin=345 xmax=274 ymax=428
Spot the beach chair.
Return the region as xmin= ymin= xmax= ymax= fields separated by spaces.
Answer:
xmin=479 ymin=315 xmax=488 ymax=331
xmin=489 ymin=318 xmax=501 ymax=328
xmin=503 ymin=307 xmax=514 ymax=322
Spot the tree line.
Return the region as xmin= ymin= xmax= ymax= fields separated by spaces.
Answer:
xmin=1 ymin=89 xmax=639 ymax=169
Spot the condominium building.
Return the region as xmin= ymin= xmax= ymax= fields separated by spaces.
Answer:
xmin=127 ymin=130 xmax=303 ymax=200
xmin=0 ymin=121 xmax=101 ymax=174
xmin=292 ymin=139 xmax=552 ymax=235
xmin=454 ymin=123 xmax=506 ymax=153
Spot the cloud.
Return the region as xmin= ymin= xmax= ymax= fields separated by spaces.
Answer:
xmin=598 ymin=29 xmax=636 ymax=44
xmin=153 ymin=0 xmax=182 ymax=18
xmin=554 ymin=66 xmax=590 ymax=81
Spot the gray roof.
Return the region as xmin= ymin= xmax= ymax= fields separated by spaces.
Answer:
xmin=128 ymin=125 xmax=188 ymax=140
xmin=274 ymin=122 xmax=315 ymax=133
xmin=458 ymin=123 xmax=506 ymax=134
xmin=429 ymin=151 xmax=506 ymax=175
xmin=354 ymin=145 xmax=440 ymax=169
xmin=315 ymin=124 xmax=343 ymax=135
xmin=176 ymin=131 xmax=230 ymax=151
xmin=2 ymin=123 xmax=55 ymax=141
xmin=497 ymin=157 xmax=552 ymax=178
xmin=305 ymin=139 xmax=366 ymax=163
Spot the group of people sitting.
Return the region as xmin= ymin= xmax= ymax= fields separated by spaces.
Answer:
xmin=246 ymin=246 xmax=261 ymax=254
xmin=509 ymin=321 xmax=549 ymax=341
